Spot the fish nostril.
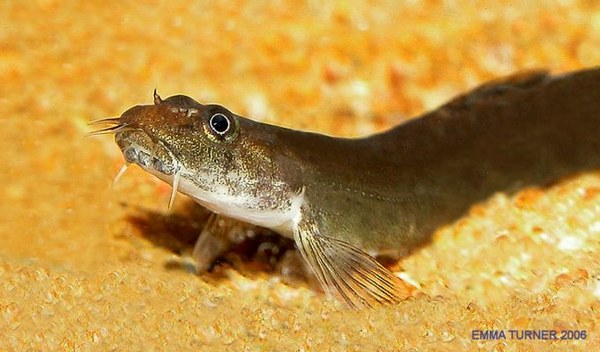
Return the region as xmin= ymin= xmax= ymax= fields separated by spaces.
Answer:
xmin=123 ymin=148 xmax=138 ymax=163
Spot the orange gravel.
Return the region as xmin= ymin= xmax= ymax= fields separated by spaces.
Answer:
xmin=1 ymin=1 xmax=600 ymax=351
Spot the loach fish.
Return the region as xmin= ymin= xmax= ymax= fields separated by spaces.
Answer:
xmin=92 ymin=67 xmax=600 ymax=308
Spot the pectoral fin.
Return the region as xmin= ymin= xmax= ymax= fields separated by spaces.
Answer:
xmin=294 ymin=219 xmax=414 ymax=308
xmin=192 ymin=213 xmax=254 ymax=273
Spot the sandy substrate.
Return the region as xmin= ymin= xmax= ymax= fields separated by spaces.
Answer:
xmin=2 ymin=1 xmax=600 ymax=351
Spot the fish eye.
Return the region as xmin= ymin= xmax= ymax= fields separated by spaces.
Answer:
xmin=209 ymin=113 xmax=230 ymax=135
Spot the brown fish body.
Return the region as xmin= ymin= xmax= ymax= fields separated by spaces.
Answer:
xmin=248 ymin=69 xmax=600 ymax=257
xmin=96 ymin=67 xmax=600 ymax=307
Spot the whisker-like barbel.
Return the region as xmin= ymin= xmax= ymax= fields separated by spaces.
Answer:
xmin=112 ymin=163 xmax=130 ymax=187
xmin=86 ymin=123 xmax=129 ymax=136
xmin=168 ymin=170 xmax=181 ymax=210
xmin=88 ymin=117 xmax=122 ymax=126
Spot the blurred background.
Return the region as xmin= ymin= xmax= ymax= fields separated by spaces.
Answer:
xmin=1 ymin=1 xmax=599 ymax=350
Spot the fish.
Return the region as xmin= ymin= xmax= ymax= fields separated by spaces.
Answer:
xmin=91 ymin=67 xmax=600 ymax=308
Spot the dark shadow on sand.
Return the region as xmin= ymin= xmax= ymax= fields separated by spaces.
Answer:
xmin=122 ymin=199 xmax=300 ymax=282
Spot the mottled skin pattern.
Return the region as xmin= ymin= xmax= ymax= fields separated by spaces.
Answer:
xmin=93 ymin=67 xmax=600 ymax=307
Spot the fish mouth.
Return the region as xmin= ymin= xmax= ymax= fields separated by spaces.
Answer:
xmin=88 ymin=116 xmax=183 ymax=208
xmin=88 ymin=117 xmax=179 ymax=176
xmin=116 ymin=130 xmax=178 ymax=176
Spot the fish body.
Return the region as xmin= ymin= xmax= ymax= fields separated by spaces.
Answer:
xmin=95 ymin=67 xmax=600 ymax=307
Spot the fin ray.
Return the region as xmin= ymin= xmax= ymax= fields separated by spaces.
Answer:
xmin=294 ymin=220 xmax=414 ymax=308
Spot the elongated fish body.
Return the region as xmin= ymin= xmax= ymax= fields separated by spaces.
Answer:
xmin=94 ymin=67 xmax=600 ymax=308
